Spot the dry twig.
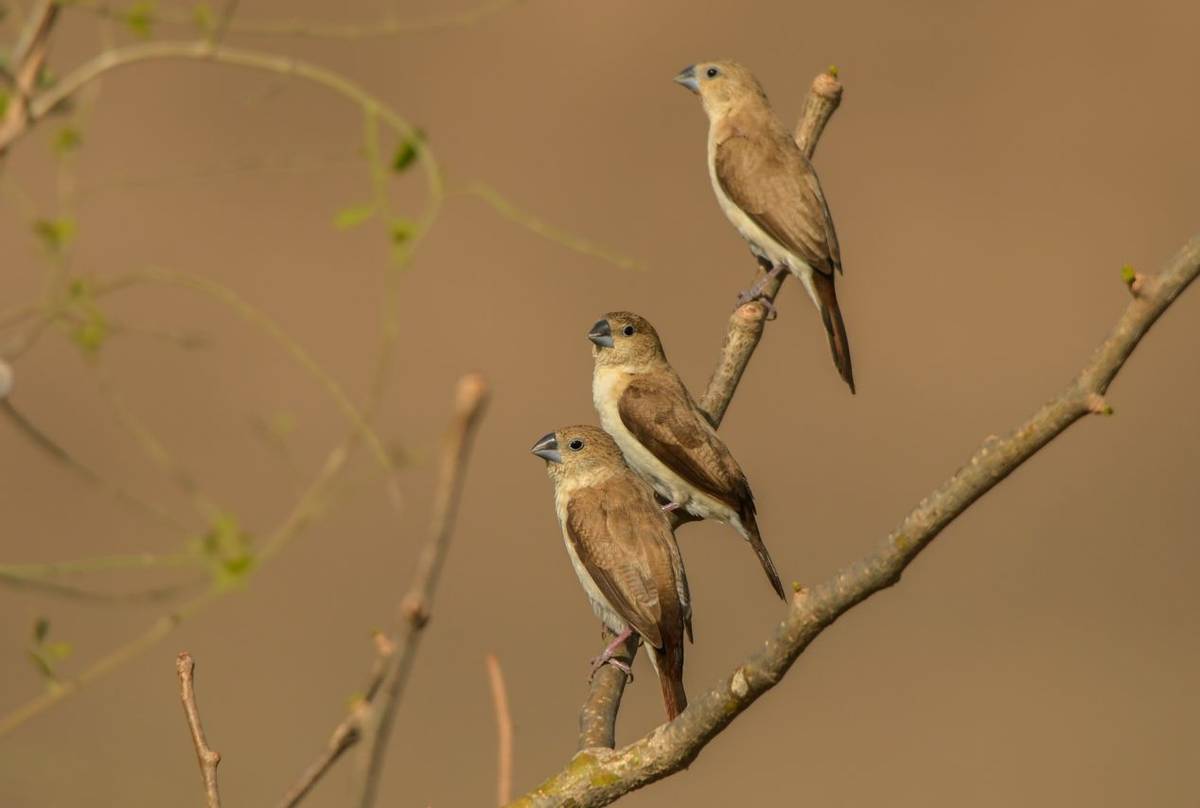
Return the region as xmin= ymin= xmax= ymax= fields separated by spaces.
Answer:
xmin=277 ymin=374 xmax=490 ymax=808
xmin=486 ymin=654 xmax=515 ymax=806
xmin=176 ymin=652 xmax=222 ymax=808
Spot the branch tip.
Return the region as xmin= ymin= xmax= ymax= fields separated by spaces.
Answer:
xmin=0 ymin=358 xmax=13 ymax=399
xmin=1086 ymin=393 xmax=1114 ymax=416
xmin=455 ymin=372 xmax=489 ymax=417
xmin=1121 ymin=264 xmax=1146 ymax=296
xmin=400 ymin=593 xmax=430 ymax=628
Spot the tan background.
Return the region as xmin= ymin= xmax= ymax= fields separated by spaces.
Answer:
xmin=2 ymin=1 xmax=1199 ymax=805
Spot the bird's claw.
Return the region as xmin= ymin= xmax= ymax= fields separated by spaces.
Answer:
xmin=737 ymin=287 xmax=779 ymax=320
xmin=588 ymin=656 xmax=633 ymax=684
xmin=661 ymin=501 xmax=681 ymax=512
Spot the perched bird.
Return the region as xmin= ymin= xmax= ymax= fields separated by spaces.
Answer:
xmin=675 ymin=59 xmax=856 ymax=393
xmin=531 ymin=425 xmax=692 ymax=720
xmin=589 ymin=312 xmax=785 ymax=599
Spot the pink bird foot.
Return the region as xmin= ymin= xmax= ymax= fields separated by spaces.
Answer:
xmin=589 ymin=627 xmax=635 ymax=683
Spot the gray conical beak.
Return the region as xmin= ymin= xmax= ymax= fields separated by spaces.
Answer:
xmin=530 ymin=432 xmax=562 ymax=464
xmin=674 ymin=65 xmax=699 ymax=93
xmin=587 ymin=318 xmax=613 ymax=348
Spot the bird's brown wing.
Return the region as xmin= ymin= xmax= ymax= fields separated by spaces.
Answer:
xmin=617 ymin=374 xmax=755 ymax=523
xmin=714 ymin=131 xmax=842 ymax=275
xmin=565 ymin=479 xmax=687 ymax=649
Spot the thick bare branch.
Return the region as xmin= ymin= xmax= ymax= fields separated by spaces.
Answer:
xmin=277 ymin=374 xmax=490 ymax=808
xmin=176 ymin=653 xmax=222 ymax=808
xmin=576 ymin=629 xmax=638 ymax=751
xmin=509 ymin=235 xmax=1200 ymax=805
xmin=486 ymin=654 xmax=515 ymax=806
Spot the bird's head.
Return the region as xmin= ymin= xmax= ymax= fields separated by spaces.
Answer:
xmin=674 ymin=59 xmax=767 ymax=119
xmin=587 ymin=311 xmax=666 ymax=370
xmin=530 ymin=424 xmax=625 ymax=484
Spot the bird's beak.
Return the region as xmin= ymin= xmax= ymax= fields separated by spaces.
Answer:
xmin=530 ymin=432 xmax=562 ymax=464
xmin=674 ymin=65 xmax=699 ymax=94
xmin=587 ymin=318 xmax=614 ymax=349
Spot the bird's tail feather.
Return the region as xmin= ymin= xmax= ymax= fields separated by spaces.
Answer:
xmin=739 ymin=510 xmax=786 ymax=600
xmin=812 ymin=271 xmax=855 ymax=394
xmin=651 ymin=643 xmax=688 ymax=721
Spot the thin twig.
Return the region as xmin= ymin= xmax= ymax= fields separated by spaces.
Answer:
xmin=486 ymin=654 xmax=515 ymax=806
xmin=66 ymin=0 xmax=525 ymax=39
xmin=277 ymin=374 xmax=490 ymax=808
xmin=176 ymin=652 xmax=222 ymax=808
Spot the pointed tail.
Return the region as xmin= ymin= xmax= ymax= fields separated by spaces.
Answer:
xmin=811 ymin=271 xmax=855 ymax=394
xmin=651 ymin=641 xmax=688 ymax=720
xmin=740 ymin=509 xmax=785 ymax=600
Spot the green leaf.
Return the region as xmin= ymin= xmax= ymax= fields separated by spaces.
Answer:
xmin=51 ymin=125 xmax=82 ymax=156
xmin=333 ymin=202 xmax=376 ymax=230
xmin=390 ymin=130 xmax=425 ymax=173
xmin=389 ymin=218 xmax=416 ymax=244
xmin=44 ymin=641 xmax=72 ymax=661
xmin=33 ymin=617 xmax=50 ymax=644
xmin=195 ymin=511 xmax=257 ymax=588
xmin=192 ymin=2 xmax=214 ymax=33
xmin=1120 ymin=264 xmax=1136 ymax=285
xmin=71 ymin=310 xmax=109 ymax=355
xmin=0 ymin=89 xmax=10 ymax=120
xmin=32 ymin=217 xmax=76 ymax=253
xmin=125 ymin=2 xmax=156 ymax=39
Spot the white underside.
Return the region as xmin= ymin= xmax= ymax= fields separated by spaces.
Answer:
xmin=593 ymin=367 xmax=747 ymax=544
xmin=707 ymin=136 xmax=821 ymax=313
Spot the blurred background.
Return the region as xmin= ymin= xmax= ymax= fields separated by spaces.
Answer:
xmin=1 ymin=1 xmax=1198 ymax=805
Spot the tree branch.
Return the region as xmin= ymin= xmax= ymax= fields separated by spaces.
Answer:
xmin=277 ymin=374 xmax=490 ymax=808
xmin=486 ymin=653 xmax=515 ymax=806
xmin=176 ymin=652 xmax=222 ymax=808
xmin=512 ymin=68 xmax=1200 ymax=804
xmin=0 ymin=0 xmax=58 ymax=156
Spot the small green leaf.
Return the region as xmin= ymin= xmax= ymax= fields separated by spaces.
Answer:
xmin=0 ymin=89 xmax=9 ymax=120
xmin=51 ymin=125 xmax=82 ymax=156
xmin=1120 ymin=264 xmax=1136 ymax=285
xmin=44 ymin=641 xmax=72 ymax=661
xmin=389 ymin=218 xmax=415 ymax=244
xmin=32 ymin=217 xmax=77 ymax=253
xmin=390 ymin=130 xmax=424 ymax=173
xmin=125 ymin=2 xmax=156 ymax=39
xmin=68 ymin=277 xmax=91 ymax=300
xmin=192 ymin=2 xmax=214 ymax=33
xmin=33 ymin=617 xmax=50 ymax=644
xmin=71 ymin=311 xmax=109 ymax=356
xmin=333 ymin=202 xmax=376 ymax=230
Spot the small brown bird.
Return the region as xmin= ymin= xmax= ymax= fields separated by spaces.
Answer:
xmin=531 ymin=424 xmax=692 ymax=720
xmin=675 ymin=59 xmax=855 ymax=393
xmin=589 ymin=312 xmax=785 ymax=599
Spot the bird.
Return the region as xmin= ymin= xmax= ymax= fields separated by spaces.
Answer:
xmin=588 ymin=311 xmax=786 ymax=599
xmin=530 ymin=424 xmax=692 ymax=720
xmin=675 ymin=59 xmax=856 ymax=393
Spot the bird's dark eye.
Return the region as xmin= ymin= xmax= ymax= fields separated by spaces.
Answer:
xmin=568 ymin=439 xmax=584 ymax=451
xmin=705 ymin=67 xmax=719 ymax=78
xmin=622 ymin=325 xmax=636 ymax=337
